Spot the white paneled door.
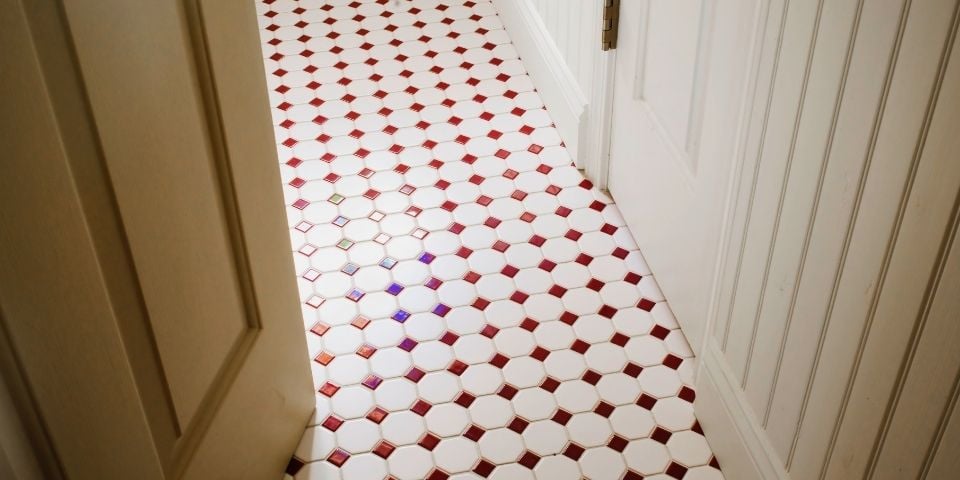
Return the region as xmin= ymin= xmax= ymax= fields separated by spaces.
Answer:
xmin=1 ymin=0 xmax=314 ymax=478
xmin=607 ymin=0 xmax=763 ymax=353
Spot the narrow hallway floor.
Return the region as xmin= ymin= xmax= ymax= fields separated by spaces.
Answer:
xmin=258 ymin=1 xmax=722 ymax=478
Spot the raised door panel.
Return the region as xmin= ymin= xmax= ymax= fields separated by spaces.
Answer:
xmin=62 ymin=0 xmax=249 ymax=435
xmin=609 ymin=0 xmax=761 ymax=354
xmin=53 ymin=0 xmax=314 ymax=477
xmin=640 ymin=0 xmax=704 ymax=158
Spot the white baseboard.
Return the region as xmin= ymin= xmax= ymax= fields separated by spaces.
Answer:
xmin=491 ymin=0 xmax=588 ymax=166
xmin=696 ymin=340 xmax=790 ymax=480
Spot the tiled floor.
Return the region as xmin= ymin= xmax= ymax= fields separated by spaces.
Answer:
xmin=258 ymin=0 xmax=722 ymax=478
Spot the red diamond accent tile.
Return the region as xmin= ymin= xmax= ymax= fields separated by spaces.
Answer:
xmin=498 ymin=384 xmax=519 ymax=400
xmin=639 ymin=298 xmax=657 ymax=311
xmin=594 ymin=401 xmax=615 ymax=418
xmin=322 ymin=415 xmax=343 ymax=432
xmin=637 ymin=393 xmax=658 ymax=410
xmin=508 ymin=416 xmax=530 ymax=433
xmin=652 ymin=427 xmax=673 ymax=444
xmin=666 ymin=462 xmax=689 ymax=479
xmin=448 ymin=360 xmax=468 ymax=375
xmin=473 ymin=459 xmax=496 ymax=477
xmin=552 ymin=409 xmax=572 ymax=425
xmin=419 ymin=432 xmax=441 ymax=450
xmin=319 ymin=382 xmax=339 ymax=397
xmin=539 ymin=259 xmax=557 ymax=272
xmin=412 ymin=400 xmax=432 ymax=416
xmin=679 ymin=386 xmax=696 ymax=403
xmin=598 ymin=304 xmax=617 ymax=318
xmin=313 ymin=349 xmax=335 ymax=365
xmin=582 ymin=369 xmax=602 ymax=385
xmin=664 ymin=354 xmax=684 ymax=370
xmin=373 ymin=441 xmax=396 ymax=458
xmin=541 ymin=377 xmax=560 ymax=392
xmin=510 ymin=291 xmax=529 ymax=304
xmin=520 ymin=318 xmax=539 ymax=331
xmin=530 ymin=346 xmax=550 ymax=361
xmin=489 ymin=353 xmax=509 ymax=368
xmin=406 ymin=367 xmax=425 ymax=382
xmin=518 ymin=451 xmax=540 ymax=469
xmin=367 ymin=407 xmax=388 ymax=424
xmin=563 ymin=443 xmax=585 ymax=460
xmin=625 ymin=362 xmax=644 ymax=378
xmin=586 ymin=278 xmax=605 ymax=291
xmin=464 ymin=424 xmax=486 ymax=441
xmin=327 ymin=448 xmax=350 ymax=467
xmin=455 ymin=392 xmax=476 ymax=407
xmin=426 ymin=469 xmax=449 ymax=480
xmin=608 ymin=435 xmax=629 ymax=452
xmin=309 ymin=322 xmax=329 ymax=337
xmin=651 ymin=324 xmax=671 ymax=339
xmin=481 ymin=324 xmax=500 ymax=338
xmin=356 ymin=343 xmax=376 ymax=358
xmin=440 ymin=331 xmax=459 ymax=345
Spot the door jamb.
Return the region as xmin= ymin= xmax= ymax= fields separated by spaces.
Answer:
xmin=585 ymin=47 xmax=617 ymax=190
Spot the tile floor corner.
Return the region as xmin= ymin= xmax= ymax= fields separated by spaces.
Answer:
xmin=259 ymin=0 xmax=723 ymax=478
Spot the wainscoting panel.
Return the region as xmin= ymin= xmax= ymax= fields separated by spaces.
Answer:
xmin=698 ymin=0 xmax=960 ymax=478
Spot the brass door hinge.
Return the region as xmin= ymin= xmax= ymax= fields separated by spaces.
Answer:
xmin=601 ymin=0 xmax=620 ymax=51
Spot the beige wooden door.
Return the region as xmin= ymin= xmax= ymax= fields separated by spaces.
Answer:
xmin=606 ymin=0 xmax=763 ymax=353
xmin=0 ymin=0 xmax=313 ymax=478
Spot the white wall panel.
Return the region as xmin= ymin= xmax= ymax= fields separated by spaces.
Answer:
xmin=698 ymin=0 xmax=960 ymax=478
xmin=530 ymin=0 xmax=598 ymax=105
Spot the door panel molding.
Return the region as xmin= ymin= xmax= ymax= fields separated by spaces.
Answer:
xmin=631 ymin=0 xmax=713 ymax=177
xmin=164 ymin=0 xmax=267 ymax=470
xmin=57 ymin=0 xmax=271 ymax=472
xmin=608 ymin=0 xmax=767 ymax=356
xmin=4 ymin=0 xmax=314 ymax=477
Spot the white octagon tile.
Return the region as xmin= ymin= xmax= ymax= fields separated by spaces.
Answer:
xmin=388 ymin=446 xmax=435 ymax=480
xmin=623 ymin=438 xmax=672 ymax=475
xmin=521 ymin=420 xmax=568 ymax=455
xmin=433 ymin=437 xmax=480 ymax=473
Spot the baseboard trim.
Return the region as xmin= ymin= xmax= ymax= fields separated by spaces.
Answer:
xmin=491 ymin=0 xmax=588 ymax=165
xmin=697 ymin=340 xmax=790 ymax=480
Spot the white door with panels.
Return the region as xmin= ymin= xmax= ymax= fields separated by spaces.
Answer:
xmin=606 ymin=0 xmax=763 ymax=353
xmin=0 ymin=0 xmax=313 ymax=478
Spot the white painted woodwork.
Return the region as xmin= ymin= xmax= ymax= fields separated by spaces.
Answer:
xmin=493 ymin=0 xmax=614 ymax=183
xmin=0 ymin=367 xmax=45 ymax=480
xmin=529 ymin=0 xmax=600 ymax=109
xmin=607 ymin=0 xmax=765 ymax=356
xmin=693 ymin=0 xmax=960 ymax=478
xmin=0 ymin=0 xmax=314 ymax=478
